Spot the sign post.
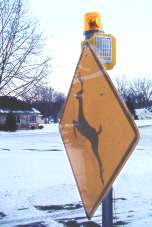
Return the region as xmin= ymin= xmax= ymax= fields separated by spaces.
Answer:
xmin=83 ymin=12 xmax=115 ymax=226
xmin=102 ymin=189 xmax=113 ymax=227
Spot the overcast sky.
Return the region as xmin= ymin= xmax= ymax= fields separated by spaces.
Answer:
xmin=29 ymin=0 xmax=152 ymax=94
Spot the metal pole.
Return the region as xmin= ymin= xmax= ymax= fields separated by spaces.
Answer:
xmin=102 ymin=188 xmax=113 ymax=227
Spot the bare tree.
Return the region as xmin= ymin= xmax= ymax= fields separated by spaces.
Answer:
xmin=31 ymin=85 xmax=54 ymax=102
xmin=0 ymin=0 xmax=50 ymax=98
xmin=115 ymin=77 xmax=129 ymax=100
xmin=128 ymin=77 xmax=152 ymax=108
xmin=116 ymin=77 xmax=152 ymax=108
xmin=30 ymin=85 xmax=66 ymax=122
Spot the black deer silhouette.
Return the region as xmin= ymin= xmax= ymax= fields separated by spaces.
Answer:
xmin=73 ymin=77 xmax=104 ymax=185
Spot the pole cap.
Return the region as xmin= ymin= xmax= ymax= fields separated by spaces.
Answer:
xmin=84 ymin=12 xmax=103 ymax=32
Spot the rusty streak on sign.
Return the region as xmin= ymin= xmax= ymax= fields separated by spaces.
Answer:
xmin=59 ymin=45 xmax=140 ymax=218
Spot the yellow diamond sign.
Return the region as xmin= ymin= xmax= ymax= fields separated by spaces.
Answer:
xmin=59 ymin=45 xmax=140 ymax=218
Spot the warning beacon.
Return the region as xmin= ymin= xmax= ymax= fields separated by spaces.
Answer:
xmin=82 ymin=12 xmax=116 ymax=70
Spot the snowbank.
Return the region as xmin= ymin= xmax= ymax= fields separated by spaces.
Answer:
xmin=0 ymin=121 xmax=152 ymax=226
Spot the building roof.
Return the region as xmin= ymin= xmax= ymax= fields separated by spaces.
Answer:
xmin=0 ymin=96 xmax=40 ymax=114
xmin=0 ymin=108 xmax=40 ymax=114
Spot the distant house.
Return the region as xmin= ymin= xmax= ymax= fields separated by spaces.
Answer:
xmin=135 ymin=108 xmax=152 ymax=120
xmin=0 ymin=96 xmax=43 ymax=129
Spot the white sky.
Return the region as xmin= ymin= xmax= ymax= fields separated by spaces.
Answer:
xmin=29 ymin=0 xmax=152 ymax=94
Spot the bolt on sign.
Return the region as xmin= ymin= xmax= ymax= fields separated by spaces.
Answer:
xmin=59 ymin=45 xmax=140 ymax=218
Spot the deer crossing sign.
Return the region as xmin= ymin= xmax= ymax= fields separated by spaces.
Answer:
xmin=59 ymin=45 xmax=139 ymax=218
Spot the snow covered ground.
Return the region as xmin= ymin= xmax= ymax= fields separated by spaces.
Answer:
xmin=0 ymin=121 xmax=152 ymax=226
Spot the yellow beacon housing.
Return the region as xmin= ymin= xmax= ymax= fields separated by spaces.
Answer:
xmin=82 ymin=12 xmax=116 ymax=70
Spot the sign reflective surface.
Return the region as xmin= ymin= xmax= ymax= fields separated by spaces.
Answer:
xmin=59 ymin=45 xmax=139 ymax=218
